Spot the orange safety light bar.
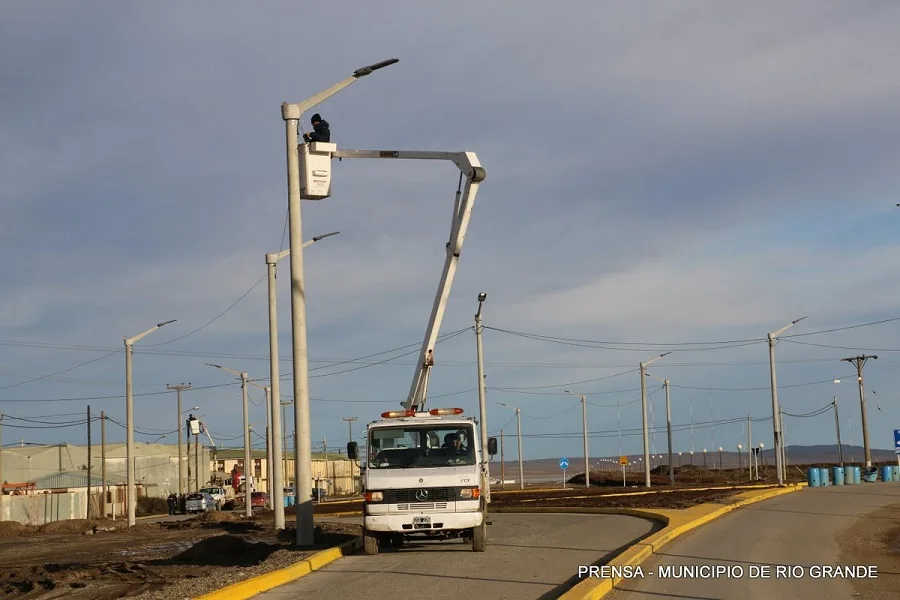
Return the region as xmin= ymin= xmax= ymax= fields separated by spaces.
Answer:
xmin=429 ymin=407 xmax=464 ymax=416
xmin=381 ymin=410 xmax=416 ymax=418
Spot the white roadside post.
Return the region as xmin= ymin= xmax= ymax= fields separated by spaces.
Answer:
xmin=124 ymin=319 xmax=176 ymax=526
xmin=639 ymin=353 xmax=670 ymax=488
xmin=282 ymin=57 xmax=399 ymax=546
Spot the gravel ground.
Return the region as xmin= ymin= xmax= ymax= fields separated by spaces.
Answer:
xmin=0 ymin=511 xmax=360 ymax=600
xmin=836 ymin=501 xmax=900 ymax=600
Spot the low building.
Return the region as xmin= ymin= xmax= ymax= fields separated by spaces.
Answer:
xmin=211 ymin=448 xmax=358 ymax=496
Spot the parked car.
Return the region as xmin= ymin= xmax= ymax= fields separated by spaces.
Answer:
xmin=200 ymin=486 xmax=227 ymax=510
xmin=185 ymin=491 xmax=216 ymax=513
xmin=250 ymin=491 xmax=268 ymax=509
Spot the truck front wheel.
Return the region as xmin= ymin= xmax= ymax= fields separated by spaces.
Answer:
xmin=472 ymin=521 xmax=486 ymax=552
xmin=363 ymin=528 xmax=379 ymax=555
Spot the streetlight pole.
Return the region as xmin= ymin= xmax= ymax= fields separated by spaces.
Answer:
xmin=282 ymin=57 xmax=398 ymax=547
xmin=167 ymin=383 xmax=191 ymax=497
xmin=207 ymin=364 xmax=253 ymax=518
xmin=563 ymin=389 xmax=590 ymax=488
xmin=266 ymin=232 xmax=339 ymax=530
xmin=125 ymin=319 xmax=176 ymax=526
xmin=767 ymin=317 xmax=806 ymax=486
xmin=639 ymin=353 xmax=669 ymax=488
xmin=645 ymin=373 xmax=674 ymax=486
xmin=475 ymin=293 xmax=490 ymax=502
xmin=833 ymin=396 xmax=843 ymax=466
xmin=499 ymin=403 xmax=524 ymax=490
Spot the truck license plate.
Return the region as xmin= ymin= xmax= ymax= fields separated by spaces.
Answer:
xmin=412 ymin=516 xmax=431 ymax=525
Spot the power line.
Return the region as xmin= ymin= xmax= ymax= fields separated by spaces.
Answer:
xmin=780 ymin=339 xmax=900 ymax=352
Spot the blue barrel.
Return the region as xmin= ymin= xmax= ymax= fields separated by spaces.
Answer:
xmin=832 ymin=466 xmax=844 ymax=485
xmin=843 ymin=466 xmax=855 ymax=485
xmin=853 ymin=466 xmax=861 ymax=484
xmin=808 ymin=467 xmax=821 ymax=487
xmin=819 ymin=467 xmax=830 ymax=486
xmin=881 ymin=465 xmax=892 ymax=482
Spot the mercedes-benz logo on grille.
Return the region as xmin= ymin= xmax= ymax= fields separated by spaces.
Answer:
xmin=414 ymin=489 xmax=429 ymax=501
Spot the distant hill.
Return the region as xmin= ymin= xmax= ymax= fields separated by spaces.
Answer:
xmin=490 ymin=444 xmax=897 ymax=477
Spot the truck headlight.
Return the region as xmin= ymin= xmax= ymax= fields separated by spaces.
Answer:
xmin=459 ymin=488 xmax=480 ymax=499
xmin=365 ymin=491 xmax=383 ymax=502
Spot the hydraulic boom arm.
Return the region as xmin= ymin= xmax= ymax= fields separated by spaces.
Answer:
xmin=331 ymin=149 xmax=486 ymax=411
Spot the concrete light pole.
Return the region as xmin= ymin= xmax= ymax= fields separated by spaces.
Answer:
xmin=562 ymin=389 xmax=590 ymax=489
xmin=167 ymin=383 xmax=191 ymax=496
xmin=475 ymin=292 xmax=490 ymax=502
xmin=282 ymin=57 xmax=398 ymax=547
xmin=499 ymin=403 xmax=524 ymax=489
xmin=639 ymin=353 xmax=669 ymax=488
xmin=266 ymin=231 xmax=340 ymax=530
xmin=840 ymin=355 xmax=877 ymax=467
xmin=207 ymin=364 xmax=253 ymax=518
xmin=767 ymin=317 xmax=806 ymax=486
xmin=125 ymin=319 xmax=176 ymax=526
xmin=645 ymin=372 xmax=674 ymax=486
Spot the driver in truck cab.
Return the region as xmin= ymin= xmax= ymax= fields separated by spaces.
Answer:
xmin=442 ymin=432 xmax=467 ymax=455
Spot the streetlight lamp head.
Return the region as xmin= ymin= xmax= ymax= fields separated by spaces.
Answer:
xmin=157 ymin=319 xmax=177 ymax=327
xmin=353 ymin=57 xmax=399 ymax=77
xmin=206 ymin=363 xmax=221 ymax=369
xmin=478 ymin=292 xmax=487 ymax=302
xmin=737 ymin=444 xmax=743 ymax=449
xmin=718 ymin=447 xmax=723 ymax=452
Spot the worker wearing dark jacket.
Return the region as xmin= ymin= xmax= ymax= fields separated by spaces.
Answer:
xmin=303 ymin=113 xmax=331 ymax=143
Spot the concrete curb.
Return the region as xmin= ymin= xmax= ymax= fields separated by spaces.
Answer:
xmin=193 ymin=537 xmax=363 ymax=600
xmin=557 ymin=484 xmax=805 ymax=600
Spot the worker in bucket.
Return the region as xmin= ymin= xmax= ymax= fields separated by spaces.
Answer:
xmin=303 ymin=113 xmax=331 ymax=143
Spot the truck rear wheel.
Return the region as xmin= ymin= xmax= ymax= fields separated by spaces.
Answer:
xmin=472 ymin=521 xmax=486 ymax=552
xmin=363 ymin=529 xmax=379 ymax=555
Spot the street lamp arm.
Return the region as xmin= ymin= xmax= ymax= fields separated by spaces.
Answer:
xmin=268 ymin=231 xmax=342 ymax=264
xmin=206 ymin=363 xmax=244 ymax=379
xmin=126 ymin=319 xmax=176 ymax=345
xmin=641 ymin=352 xmax=671 ymax=369
xmin=286 ymin=58 xmax=398 ymax=115
xmin=770 ymin=316 xmax=807 ymax=339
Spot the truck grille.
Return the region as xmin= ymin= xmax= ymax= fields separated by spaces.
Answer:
xmin=384 ymin=487 xmax=453 ymax=503
xmin=396 ymin=502 xmax=449 ymax=511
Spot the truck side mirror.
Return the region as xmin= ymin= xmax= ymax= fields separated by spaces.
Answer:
xmin=347 ymin=441 xmax=358 ymax=460
xmin=487 ymin=437 xmax=498 ymax=456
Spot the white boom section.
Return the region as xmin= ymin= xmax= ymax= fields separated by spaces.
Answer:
xmin=199 ymin=421 xmax=216 ymax=449
xmin=331 ymin=149 xmax=486 ymax=412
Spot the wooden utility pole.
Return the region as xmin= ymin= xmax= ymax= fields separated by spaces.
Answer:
xmin=841 ymin=355 xmax=877 ymax=467
xmin=101 ymin=411 xmax=107 ymax=518
xmin=500 ymin=429 xmax=505 ymax=490
xmin=87 ymin=405 xmax=92 ymax=519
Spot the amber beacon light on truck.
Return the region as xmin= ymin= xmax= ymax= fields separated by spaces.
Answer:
xmin=380 ymin=407 xmax=466 ymax=418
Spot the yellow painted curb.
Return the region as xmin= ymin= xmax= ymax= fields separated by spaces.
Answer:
xmin=557 ymin=484 xmax=804 ymax=600
xmin=193 ymin=537 xmax=362 ymax=600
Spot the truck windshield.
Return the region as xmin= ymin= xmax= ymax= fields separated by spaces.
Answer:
xmin=368 ymin=424 xmax=476 ymax=469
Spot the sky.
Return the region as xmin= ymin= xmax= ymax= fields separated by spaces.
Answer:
xmin=2 ymin=1 xmax=900 ymax=466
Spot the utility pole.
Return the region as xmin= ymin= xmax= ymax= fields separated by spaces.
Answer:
xmin=323 ymin=437 xmax=328 ymax=498
xmin=195 ymin=426 xmax=200 ymax=489
xmin=264 ymin=386 xmax=272 ymax=506
xmin=747 ymin=414 xmax=753 ymax=481
xmin=841 ymin=355 xmax=877 ymax=467
xmin=581 ymin=395 xmax=589 ymax=488
xmin=780 ymin=407 xmax=787 ymax=480
xmin=767 ymin=318 xmax=805 ymax=487
xmin=500 ymin=429 xmax=505 ymax=490
xmin=833 ymin=397 xmax=843 ymax=466
xmin=342 ymin=417 xmax=358 ymax=494
xmin=515 ymin=409 xmax=523 ymax=490
xmin=0 ymin=413 xmax=3 ymax=505
xmin=187 ymin=420 xmax=192 ymax=491
xmin=167 ymin=384 xmax=191 ymax=496
xmin=101 ymin=411 xmax=107 ymax=518
xmin=87 ymin=405 xmax=92 ymax=519
xmin=474 ymin=292 xmax=490 ymax=502
xmin=639 ymin=353 xmax=670 ymax=488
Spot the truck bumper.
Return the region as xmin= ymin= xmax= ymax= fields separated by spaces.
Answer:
xmin=365 ymin=511 xmax=483 ymax=533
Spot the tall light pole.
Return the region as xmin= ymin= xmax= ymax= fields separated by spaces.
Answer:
xmin=167 ymin=383 xmax=191 ymax=497
xmin=499 ymin=403 xmax=524 ymax=489
xmin=833 ymin=396 xmax=843 ymax=466
xmin=282 ymin=57 xmax=398 ymax=547
xmin=125 ymin=319 xmax=176 ymax=526
xmin=840 ymin=355 xmax=877 ymax=467
xmin=767 ymin=316 xmax=806 ymax=486
xmin=562 ymin=389 xmax=590 ymax=488
xmin=644 ymin=372 xmax=674 ymax=486
xmin=266 ymin=231 xmax=339 ymax=530
xmin=342 ymin=416 xmax=358 ymax=494
xmin=207 ymin=364 xmax=253 ymax=518
xmin=475 ymin=292 xmax=490 ymax=502
xmin=639 ymin=353 xmax=669 ymax=488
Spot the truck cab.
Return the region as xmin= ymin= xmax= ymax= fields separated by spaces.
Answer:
xmin=347 ymin=407 xmax=497 ymax=554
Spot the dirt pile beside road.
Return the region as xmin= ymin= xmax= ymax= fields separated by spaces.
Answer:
xmin=0 ymin=512 xmax=360 ymax=600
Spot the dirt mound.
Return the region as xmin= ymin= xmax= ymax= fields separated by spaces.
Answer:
xmin=197 ymin=511 xmax=238 ymax=523
xmin=38 ymin=519 xmax=107 ymax=535
xmin=0 ymin=521 xmax=38 ymax=538
xmin=169 ymin=534 xmax=275 ymax=566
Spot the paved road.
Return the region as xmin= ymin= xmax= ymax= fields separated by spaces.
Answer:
xmin=606 ymin=482 xmax=900 ymax=600
xmin=258 ymin=513 xmax=659 ymax=600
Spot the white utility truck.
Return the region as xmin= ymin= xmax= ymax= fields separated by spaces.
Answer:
xmin=338 ymin=144 xmax=496 ymax=553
